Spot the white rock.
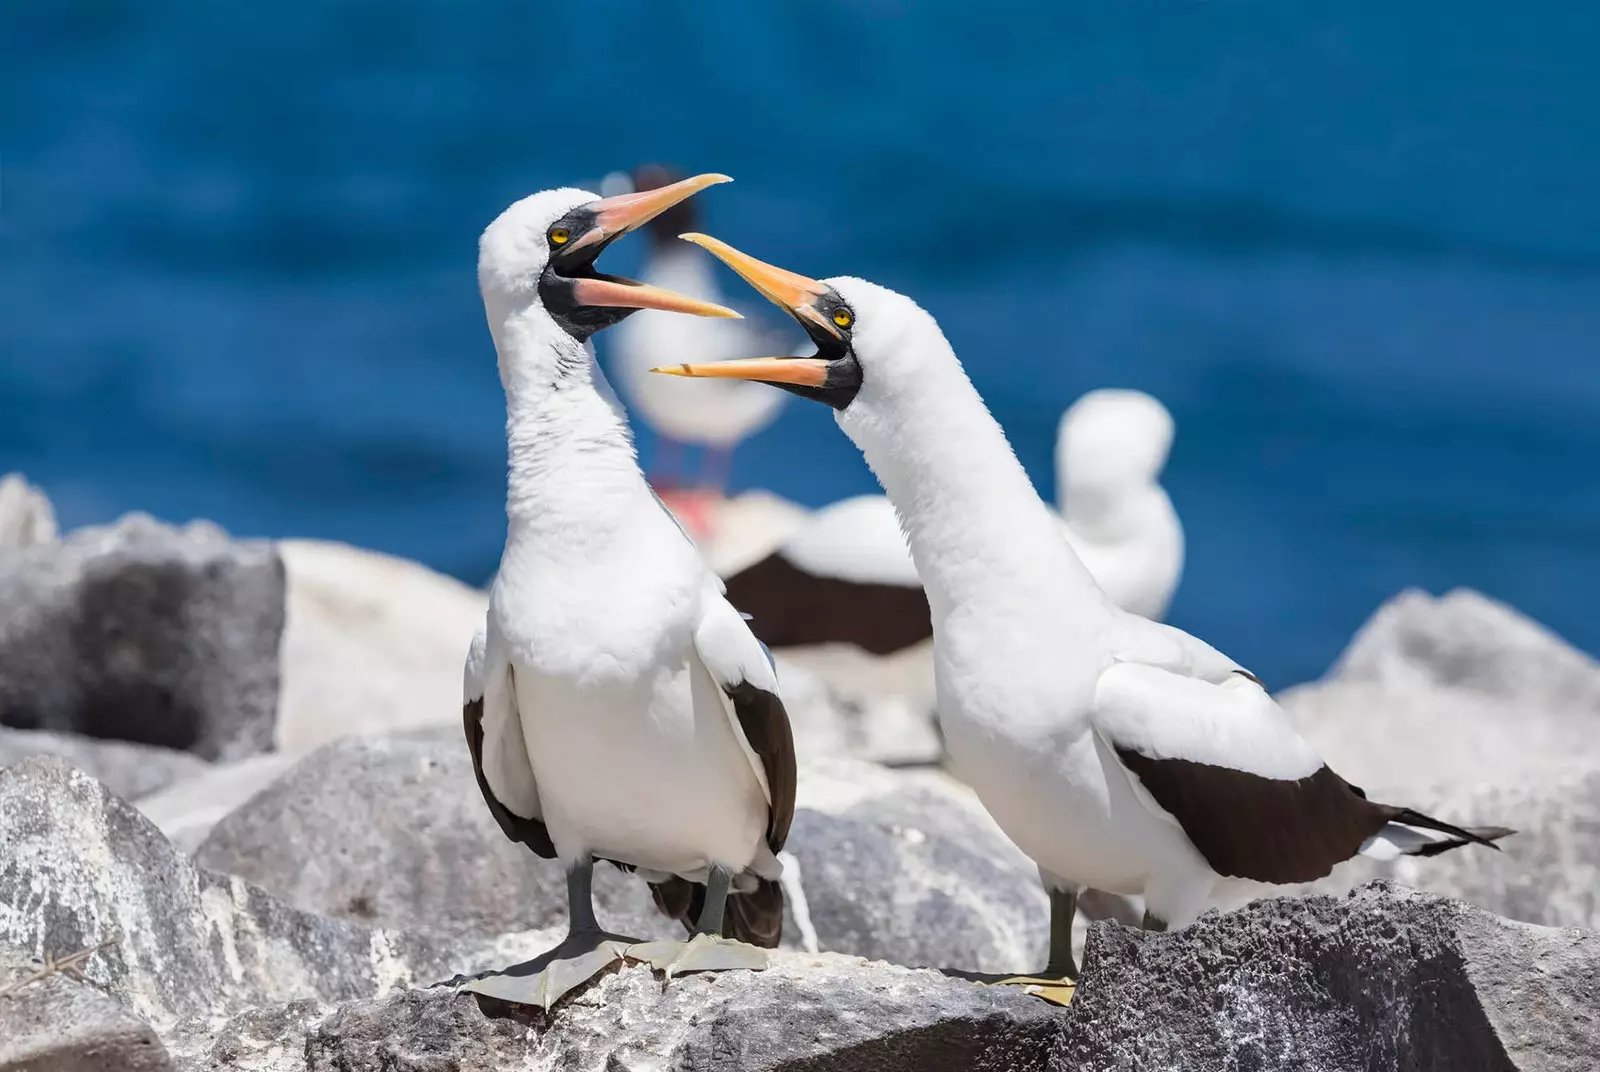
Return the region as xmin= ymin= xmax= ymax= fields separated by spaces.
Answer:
xmin=1281 ymin=587 xmax=1600 ymax=791
xmin=699 ymin=490 xmax=810 ymax=577
xmin=0 ymin=473 xmax=57 ymax=553
xmin=273 ymin=539 xmax=487 ymax=754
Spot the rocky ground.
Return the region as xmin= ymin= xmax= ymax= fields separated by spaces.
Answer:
xmin=2 ymin=477 xmax=1597 ymax=1070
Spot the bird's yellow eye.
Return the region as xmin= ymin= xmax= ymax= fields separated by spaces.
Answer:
xmin=549 ymin=227 xmax=570 ymax=245
xmin=833 ymin=309 xmax=853 ymax=328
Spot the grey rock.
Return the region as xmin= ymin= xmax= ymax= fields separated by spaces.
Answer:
xmin=273 ymin=539 xmax=488 ymax=754
xmin=1280 ymin=589 xmax=1600 ymax=930
xmin=787 ymin=759 xmax=1050 ymax=974
xmin=1314 ymin=766 xmax=1600 ymax=931
xmin=174 ymin=954 xmax=1064 ymax=1072
xmin=1282 ymin=588 xmax=1600 ymax=789
xmin=0 ymin=950 xmax=173 ymax=1072
xmin=0 ymin=515 xmax=285 ymax=761
xmin=776 ymin=647 xmax=942 ymax=767
xmin=0 ymin=757 xmax=558 ymax=1031
xmin=193 ymin=733 xmax=674 ymax=941
xmin=132 ymin=752 xmax=300 ymax=853
xmin=0 ymin=473 xmax=57 ymax=553
xmin=1061 ymin=882 xmax=1600 ymax=1072
xmin=0 ymin=726 xmax=210 ymax=801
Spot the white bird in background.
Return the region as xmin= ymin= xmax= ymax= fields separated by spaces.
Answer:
xmin=604 ymin=164 xmax=794 ymax=537
xmin=461 ymin=180 xmax=796 ymax=1011
xmin=658 ymin=234 xmax=1511 ymax=1005
xmin=720 ymin=388 xmax=1183 ymax=655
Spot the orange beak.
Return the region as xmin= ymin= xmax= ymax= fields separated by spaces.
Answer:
xmin=560 ymin=174 xmax=742 ymax=318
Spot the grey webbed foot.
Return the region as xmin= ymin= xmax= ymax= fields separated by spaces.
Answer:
xmin=460 ymin=927 xmax=642 ymax=1010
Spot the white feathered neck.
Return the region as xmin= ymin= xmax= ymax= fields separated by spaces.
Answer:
xmin=833 ymin=284 xmax=1108 ymax=624
xmin=488 ymin=302 xmax=645 ymax=543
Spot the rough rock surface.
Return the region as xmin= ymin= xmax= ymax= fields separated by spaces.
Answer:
xmin=0 ymin=950 xmax=174 ymax=1072
xmin=0 ymin=472 xmax=57 ymax=552
xmin=1282 ymin=587 xmax=1600 ymax=788
xmin=193 ymin=733 xmax=673 ymax=941
xmin=274 ymin=539 xmax=488 ymax=754
xmin=1063 ymin=882 xmax=1600 ymax=1072
xmin=0 ymin=515 xmax=284 ymax=760
xmin=131 ymin=752 xmax=301 ymax=852
xmin=0 ymin=726 xmax=210 ymax=801
xmin=788 ymin=759 xmax=1051 ymax=973
xmin=0 ymin=758 xmax=553 ymax=1030
xmin=1315 ymin=765 xmax=1600 ymax=931
xmin=775 ymin=653 xmax=941 ymax=767
xmin=170 ymin=954 xmax=1065 ymax=1072
xmin=1282 ymin=588 xmax=1600 ymax=930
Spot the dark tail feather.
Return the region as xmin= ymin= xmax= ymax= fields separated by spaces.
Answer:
xmin=648 ymin=875 xmax=784 ymax=949
xmin=1389 ymin=807 xmax=1516 ymax=854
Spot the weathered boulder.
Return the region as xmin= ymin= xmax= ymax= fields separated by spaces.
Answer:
xmin=0 ymin=515 xmax=284 ymax=760
xmin=1282 ymin=589 xmax=1600 ymax=929
xmin=1062 ymin=882 xmax=1600 ymax=1072
xmin=132 ymin=751 xmax=300 ymax=852
xmin=0 ymin=726 xmax=210 ymax=801
xmin=787 ymin=759 xmax=1051 ymax=974
xmin=774 ymin=654 xmax=941 ymax=767
xmin=0 ymin=473 xmax=57 ymax=552
xmin=1314 ymin=765 xmax=1600 ymax=931
xmin=1282 ymin=588 xmax=1600 ymax=788
xmin=273 ymin=539 xmax=487 ymax=754
xmin=0 ymin=758 xmax=555 ymax=1030
xmin=193 ymin=733 xmax=673 ymax=941
xmin=169 ymin=954 xmax=1065 ymax=1072
xmin=0 ymin=949 xmax=173 ymax=1072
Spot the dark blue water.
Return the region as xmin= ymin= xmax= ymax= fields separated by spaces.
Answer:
xmin=5 ymin=2 xmax=1599 ymax=686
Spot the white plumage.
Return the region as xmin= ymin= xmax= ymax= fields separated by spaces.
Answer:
xmin=741 ymin=387 xmax=1183 ymax=622
xmin=465 ymin=188 xmax=794 ymax=969
xmin=661 ymin=242 xmax=1507 ymax=968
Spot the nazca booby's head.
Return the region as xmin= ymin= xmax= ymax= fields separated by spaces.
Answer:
xmin=477 ymin=175 xmax=739 ymax=345
xmin=645 ymin=235 xmax=955 ymax=416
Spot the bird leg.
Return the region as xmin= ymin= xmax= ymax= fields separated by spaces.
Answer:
xmin=703 ymin=445 xmax=734 ymax=497
xmin=984 ymin=888 xmax=1079 ymax=1006
xmin=459 ymin=858 xmax=640 ymax=1011
xmin=629 ymin=865 xmax=771 ymax=979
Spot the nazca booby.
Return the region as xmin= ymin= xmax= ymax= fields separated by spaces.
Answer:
xmin=461 ymin=181 xmax=796 ymax=1009
xmin=656 ymin=235 xmax=1511 ymax=1004
xmin=604 ymin=165 xmax=794 ymax=535
xmin=722 ymin=388 xmax=1183 ymax=655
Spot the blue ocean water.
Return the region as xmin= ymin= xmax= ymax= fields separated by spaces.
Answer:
xmin=4 ymin=1 xmax=1598 ymax=686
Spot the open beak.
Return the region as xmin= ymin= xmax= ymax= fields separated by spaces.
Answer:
xmin=650 ymin=234 xmax=864 ymax=410
xmin=652 ymin=234 xmax=835 ymax=385
xmin=560 ymin=174 xmax=742 ymax=318
xmin=675 ymin=233 xmax=840 ymax=340
xmin=653 ymin=355 xmax=834 ymax=388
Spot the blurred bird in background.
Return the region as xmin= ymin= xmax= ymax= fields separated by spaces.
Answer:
xmin=722 ymin=388 xmax=1185 ymax=657
xmin=603 ymin=165 xmax=799 ymax=539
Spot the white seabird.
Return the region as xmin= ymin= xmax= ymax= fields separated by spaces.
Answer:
xmin=604 ymin=165 xmax=793 ymax=531
xmin=657 ymin=235 xmax=1511 ymax=1004
xmin=461 ymin=181 xmax=796 ymax=1009
xmin=721 ymin=388 xmax=1183 ymax=654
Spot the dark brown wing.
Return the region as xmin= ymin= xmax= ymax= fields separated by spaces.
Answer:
xmin=463 ymin=694 xmax=556 ymax=859
xmin=723 ymin=552 xmax=932 ymax=655
xmin=725 ymin=679 xmax=796 ymax=854
xmin=1113 ymin=749 xmax=1392 ymax=884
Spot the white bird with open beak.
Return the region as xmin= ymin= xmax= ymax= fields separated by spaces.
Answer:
xmin=460 ymin=180 xmax=797 ymax=1010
